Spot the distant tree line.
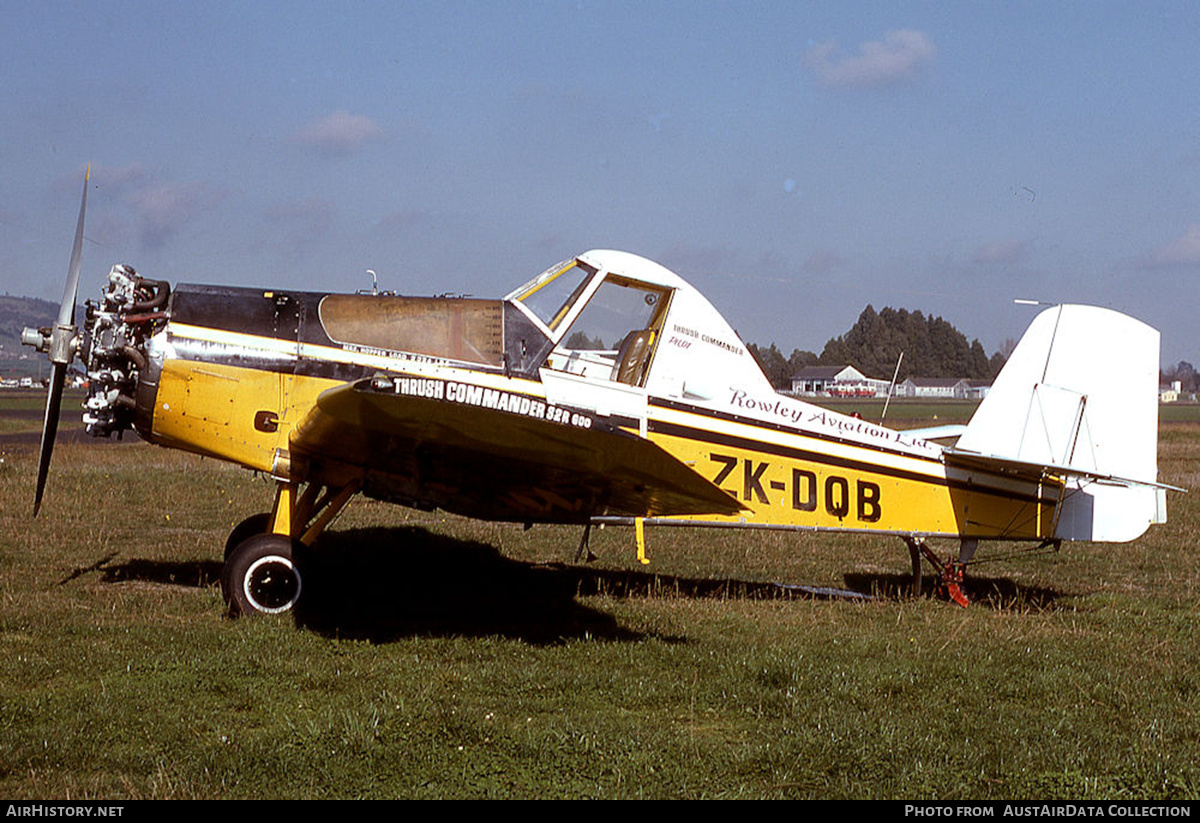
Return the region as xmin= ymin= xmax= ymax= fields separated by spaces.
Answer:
xmin=745 ymin=343 xmax=819 ymax=390
xmin=748 ymin=304 xmax=1007 ymax=390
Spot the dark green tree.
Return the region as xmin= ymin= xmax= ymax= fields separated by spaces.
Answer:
xmin=748 ymin=343 xmax=818 ymax=389
xmin=816 ymin=305 xmax=1002 ymax=380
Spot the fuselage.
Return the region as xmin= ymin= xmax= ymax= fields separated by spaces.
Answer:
xmin=115 ymin=251 xmax=1061 ymax=542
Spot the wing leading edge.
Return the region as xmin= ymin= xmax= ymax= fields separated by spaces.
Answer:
xmin=289 ymin=377 xmax=744 ymax=523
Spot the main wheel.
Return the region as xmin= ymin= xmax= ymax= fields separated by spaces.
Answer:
xmin=224 ymin=512 xmax=272 ymax=560
xmin=222 ymin=534 xmax=306 ymax=617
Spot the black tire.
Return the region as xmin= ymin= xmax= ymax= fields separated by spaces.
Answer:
xmin=222 ymin=534 xmax=306 ymax=617
xmin=224 ymin=512 xmax=273 ymax=560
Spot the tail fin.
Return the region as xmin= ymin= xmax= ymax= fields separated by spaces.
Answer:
xmin=953 ymin=304 xmax=1163 ymax=542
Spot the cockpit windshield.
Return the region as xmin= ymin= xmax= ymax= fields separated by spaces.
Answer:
xmin=558 ymin=276 xmax=667 ymax=353
xmin=511 ymin=260 xmax=597 ymax=332
xmin=546 ymin=275 xmax=671 ymax=385
xmin=507 ymin=254 xmax=673 ymax=386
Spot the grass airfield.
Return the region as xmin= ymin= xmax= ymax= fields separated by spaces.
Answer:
xmin=1 ymin=392 xmax=1198 ymax=799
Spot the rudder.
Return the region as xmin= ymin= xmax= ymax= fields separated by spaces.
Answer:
xmin=955 ymin=304 xmax=1162 ymax=542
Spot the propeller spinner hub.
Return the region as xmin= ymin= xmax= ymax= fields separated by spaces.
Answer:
xmin=47 ymin=323 xmax=79 ymax=365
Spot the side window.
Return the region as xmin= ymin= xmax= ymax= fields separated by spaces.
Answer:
xmin=546 ymin=277 xmax=670 ymax=385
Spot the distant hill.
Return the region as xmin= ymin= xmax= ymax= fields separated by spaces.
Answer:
xmin=0 ymin=295 xmax=85 ymax=378
xmin=0 ymin=295 xmax=89 ymax=347
xmin=0 ymin=294 xmax=59 ymax=347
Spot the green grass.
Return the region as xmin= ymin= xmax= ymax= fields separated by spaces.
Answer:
xmin=0 ymin=413 xmax=1198 ymax=798
xmin=0 ymin=389 xmax=58 ymax=413
xmin=1159 ymin=403 xmax=1200 ymax=423
xmin=808 ymin=397 xmax=981 ymax=426
xmin=0 ymin=389 xmax=87 ymax=436
xmin=814 ymin=397 xmax=1200 ymax=427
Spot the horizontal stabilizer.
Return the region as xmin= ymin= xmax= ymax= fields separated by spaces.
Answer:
xmin=943 ymin=449 xmax=1181 ymax=492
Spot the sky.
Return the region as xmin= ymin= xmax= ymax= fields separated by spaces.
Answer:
xmin=3 ymin=1 xmax=1199 ymax=366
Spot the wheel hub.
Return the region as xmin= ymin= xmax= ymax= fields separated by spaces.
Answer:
xmin=243 ymin=555 xmax=302 ymax=614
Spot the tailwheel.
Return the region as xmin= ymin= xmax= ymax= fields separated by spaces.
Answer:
xmin=222 ymin=534 xmax=307 ymax=617
xmin=905 ymin=537 xmax=975 ymax=608
xmin=939 ymin=561 xmax=970 ymax=609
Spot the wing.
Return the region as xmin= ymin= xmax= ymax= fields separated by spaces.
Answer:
xmin=288 ymin=378 xmax=744 ymax=523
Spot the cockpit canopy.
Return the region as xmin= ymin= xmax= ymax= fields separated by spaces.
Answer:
xmin=171 ymin=250 xmax=771 ymax=406
xmin=508 ymin=257 xmax=672 ymax=386
xmin=507 ymin=250 xmax=772 ymax=398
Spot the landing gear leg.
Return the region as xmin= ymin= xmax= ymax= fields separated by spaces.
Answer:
xmin=905 ymin=537 xmax=924 ymax=597
xmin=221 ymin=479 xmax=358 ymax=616
xmin=574 ymin=523 xmax=596 ymax=563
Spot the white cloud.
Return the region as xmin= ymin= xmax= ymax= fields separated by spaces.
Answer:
xmin=126 ymin=181 xmax=214 ymax=249
xmin=1147 ymin=225 xmax=1200 ymax=267
xmin=50 ymin=163 xmax=220 ymax=250
xmin=805 ymin=30 xmax=936 ymax=88
xmin=971 ymin=239 xmax=1027 ymax=265
xmin=295 ymin=110 xmax=383 ymax=156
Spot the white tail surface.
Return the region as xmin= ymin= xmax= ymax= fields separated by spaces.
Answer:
xmin=955 ymin=304 xmax=1162 ymax=542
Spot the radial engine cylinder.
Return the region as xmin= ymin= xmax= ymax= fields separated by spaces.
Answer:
xmin=81 ymin=265 xmax=169 ymax=437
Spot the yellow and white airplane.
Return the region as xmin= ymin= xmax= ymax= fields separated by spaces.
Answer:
xmin=24 ymin=173 xmax=1172 ymax=614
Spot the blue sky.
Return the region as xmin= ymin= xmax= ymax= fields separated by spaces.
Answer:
xmin=3 ymin=1 xmax=1199 ymax=366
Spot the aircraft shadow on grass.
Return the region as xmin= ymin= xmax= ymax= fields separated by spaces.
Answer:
xmin=843 ymin=570 xmax=1063 ymax=610
xmin=90 ymin=525 xmax=1065 ymax=643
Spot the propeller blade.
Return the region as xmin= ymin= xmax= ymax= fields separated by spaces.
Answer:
xmin=59 ymin=165 xmax=89 ymax=327
xmin=33 ymin=166 xmax=89 ymax=516
xmin=33 ymin=362 xmax=68 ymax=517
